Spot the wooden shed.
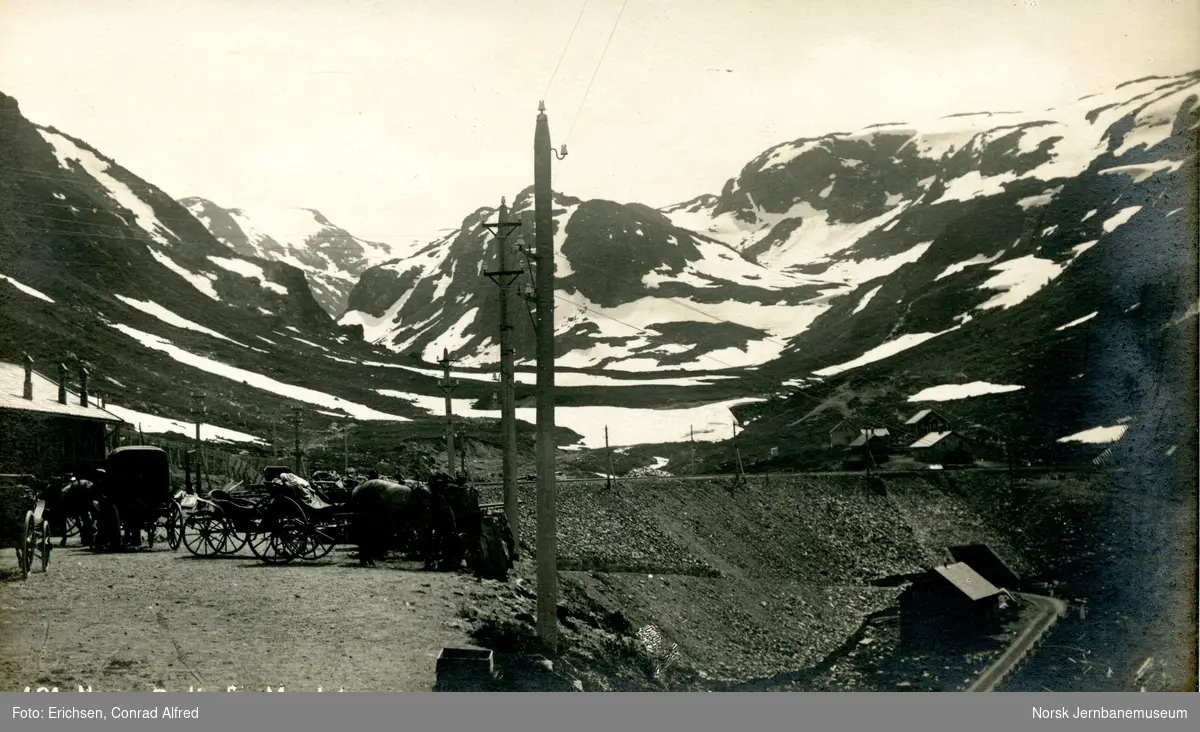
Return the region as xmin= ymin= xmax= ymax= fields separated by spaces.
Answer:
xmin=898 ymin=562 xmax=1009 ymax=645
xmin=904 ymin=409 xmax=951 ymax=436
xmin=945 ymin=544 xmax=1023 ymax=591
xmin=909 ymin=430 xmax=973 ymax=465
xmin=0 ymin=357 xmax=123 ymax=478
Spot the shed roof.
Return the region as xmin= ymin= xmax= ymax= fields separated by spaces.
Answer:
xmin=905 ymin=409 xmax=933 ymax=425
xmin=933 ymin=562 xmax=1002 ymax=601
xmin=0 ymin=361 xmax=123 ymax=424
xmin=910 ymin=431 xmax=954 ymax=449
xmin=849 ymin=429 xmax=890 ymax=447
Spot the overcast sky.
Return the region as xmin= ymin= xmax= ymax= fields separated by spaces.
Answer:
xmin=1 ymin=0 xmax=1196 ymax=249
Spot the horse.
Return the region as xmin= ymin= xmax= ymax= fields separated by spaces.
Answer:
xmin=349 ymin=478 xmax=437 ymax=567
xmin=40 ymin=475 xmax=98 ymax=547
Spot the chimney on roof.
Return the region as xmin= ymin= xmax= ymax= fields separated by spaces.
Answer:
xmin=22 ymin=353 xmax=33 ymax=400
xmin=57 ymin=363 xmax=68 ymax=404
xmin=79 ymin=366 xmax=90 ymax=407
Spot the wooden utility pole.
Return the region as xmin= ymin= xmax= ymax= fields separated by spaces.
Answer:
xmin=534 ymin=100 xmax=566 ymax=651
xmin=605 ymin=426 xmax=615 ymax=489
xmin=437 ymin=349 xmax=459 ymax=475
xmin=482 ymin=196 xmax=524 ymax=557
xmin=271 ymin=418 xmax=278 ymax=459
xmin=343 ymin=430 xmax=349 ymax=475
xmin=690 ymin=425 xmax=696 ymax=475
xmin=191 ymin=393 xmax=210 ymax=492
xmin=290 ymin=406 xmax=303 ymax=475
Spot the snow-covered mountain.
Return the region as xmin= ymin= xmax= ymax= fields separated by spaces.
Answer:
xmin=179 ymin=197 xmax=395 ymax=318
xmin=343 ymin=72 xmax=1198 ymax=381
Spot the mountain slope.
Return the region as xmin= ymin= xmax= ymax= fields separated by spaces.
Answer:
xmin=345 ymin=73 xmax=1198 ymax=387
xmin=180 ymin=197 xmax=395 ymax=318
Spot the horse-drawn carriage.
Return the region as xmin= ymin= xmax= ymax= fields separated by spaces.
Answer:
xmin=179 ymin=469 xmax=515 ymax=577
xmin=180 ymin=471 xmax=352 ymax=564
xmin=94 ymin=446 xmax=184 ymax=550
xmin=2 ymin=474 xmax=52 ymax=580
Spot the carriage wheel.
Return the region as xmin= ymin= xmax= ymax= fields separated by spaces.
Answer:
xmin=291 ymin=521 xmax=337 ymax=562
xmin=145 ymin=518 xmax=156 ymax=550
xmin=39 ymin=521 xmax=51 ymax=572
xmin=64 ymin=516 xmax=80 ymax=540
xmin=182 ymin=513 xmax=222 ymax=558
xmin=18 ymin=513 xmax=33 ymax=580
xmin=166 ymin=502 xmax=184 ymax=551
xmin=217 ymin=517 xmax=249 ymax=556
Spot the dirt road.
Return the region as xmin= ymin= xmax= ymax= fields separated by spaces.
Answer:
xmin=0 ymin=542 xmax=486 ymax=692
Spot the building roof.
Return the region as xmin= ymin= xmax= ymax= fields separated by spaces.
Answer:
xmin=905 ymin=409 xmax=935 ymax=425
xmin=910 ymin=431 xmax=954 ymax=449
xmin=0 ymin=361 xmax=123 ymax=424
xmin=849 ymin=429 xmax=890 ymax=447
xmin=828 ymin=419 xmax=858 ymax=434
xmin=933 ymin=562 xmax=1002 ymax=601
xmin=947 ymin=544 xmax=1022 ymax=589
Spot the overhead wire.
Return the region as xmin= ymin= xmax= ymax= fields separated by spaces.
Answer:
xmin=542 ymin=0 xmax=591 ymax=101
xmin=564 ymin=0 xmax=629 ymax=143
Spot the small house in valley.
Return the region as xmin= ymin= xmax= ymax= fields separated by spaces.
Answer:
xmin=909 ymin=430 xmax=973 ymax=465
xmin=905 ymin=409 xmax=951 ymax=435
xmin=899 ymin=562 xmax=1015 ymax=645
xmin=828 ymin=419 xmax=860 ymax=449
xmin=945 ymin=544 xmax=1023 ymax=591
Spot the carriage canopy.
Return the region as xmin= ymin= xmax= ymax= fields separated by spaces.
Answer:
xmin=104 ymin=446 xmax=172 ymax=502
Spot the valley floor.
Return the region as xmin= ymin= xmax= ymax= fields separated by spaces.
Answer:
xmin=0 ymin=543 xmax=484 ymax=692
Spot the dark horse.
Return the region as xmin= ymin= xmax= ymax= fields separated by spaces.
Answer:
xmin=41 ymin=475 xmax=98 ymax=547
xmin=349 ymin=479 xmax=437 ymax=567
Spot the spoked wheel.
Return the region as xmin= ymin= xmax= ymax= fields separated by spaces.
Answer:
xmin=270 ymin=515 xmax=311 ymax=564
xmin=166 ymin=502 xmax=184 ymax=551
xmin=38 ymin=521 xmax=51 ymax=572
xmin=17 ymin=513 xmax=33 ymax=580
xmin=289 ymin=521 xmax=338 ymax=562
xmin=64 ymin=516 xmax=81 ymax=540
xmin=182 ymin=513 xmax=224 ymax=558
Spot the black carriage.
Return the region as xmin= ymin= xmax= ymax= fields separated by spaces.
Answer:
xmin=2 ymin=474 xmax=51 ymax=580
xmin=181 ymin=473 xmax=352 ymax=565
xmin=98 ymin=446 xmax=183 ymax=550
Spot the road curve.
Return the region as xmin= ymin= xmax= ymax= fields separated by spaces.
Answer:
xmin=967 ymin=592 xmax=1068 ymax=692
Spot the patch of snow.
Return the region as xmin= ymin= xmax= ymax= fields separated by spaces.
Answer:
xmin=1102 ymin=206 xmax=1142 ymax=234
xmin=932 ymin=171 xmax=1019 ymax=205
xmin=1099 ymin=160 xmax=1185 ymax=184
xmin=207 ymin=256 xmax=289 ymax=295
xmin=1082 ymin=209 xmax=1097 ymax=222
xmin=37 ymin=129 xmax=180 ymax=247
xmin=808 ymin=242 xmax=932 ymax=284
xmin=1041 ymin=225 xmax=1059 ymax=237
xmin=818 ymin=182 xmax=834 ymax=198
xmin=113 ymin=295 xmax=243 ymax=345
xmin=934 ymin=252 xmax=1004 ymax=281
xmin=148 ymin=249 xmax=220 ymax=301
xmin=1071 ymin=240 xmax=1099 ymax=257
xmin=0 ymin=273 xmax=55 ymax=303
xmin=107 ymin=323 xmax=409 ymax=421
xmin=852 ymin=286 xmax=881 ymax=315
xmin=105 ymin=403 xmax=265 ymax=445
xmin=907 ymin=382 xmax=1024 ymax=402
xmin=421 ymin=308 xmax=479 ymax=363
xmin=1166 ymin=207 xmax=1183 ymax=218
xmin=1055 ymin=311 xmax=1099 ymax=332
xmin=812 ymin=327 xmax=960 ymax=377
xmin=759 ymin=140 xmax=822 ymax=170
xmin=975 ymin=255 xmax=1067 ymax=310
xmin=290 ymin=336 xmax=329 ymax=351
xmin=1057 ymin=425 xmax=1128 ymax=444
xmin=52 ymin=192 xmax=66 ymax=200
xmin=378 ymin=389 xmax=764 ymax=449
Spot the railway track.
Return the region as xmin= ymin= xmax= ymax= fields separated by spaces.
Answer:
xmin=966 ymin=592 xmax=1068 ymax=692
xmin=472 ymin=465 xmax=1120 ymax=488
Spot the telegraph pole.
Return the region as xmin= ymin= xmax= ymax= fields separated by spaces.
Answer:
xmin=437 ymin=349 xmax=459 ymax=475
xmin=191 ymin=393 xmax=208 ymax=492
xmin=534 ymin=100 xmax=567 ymax=651
xmin=482 ymin=197 xmax=524 ymax=557
xmin=290 ymin=406 xmax=303 ymax=475
xmin=605 ymin=426 xmax=614 ymax=489
xmin=690 ymin=425 xmax=696 ymax=475
xmin=343 ymin=429 xmax=349 ymax=475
